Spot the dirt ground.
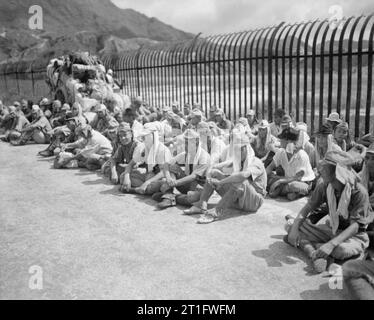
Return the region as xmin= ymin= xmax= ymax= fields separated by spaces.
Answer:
xmin=0 ymin=141 xmax=350 ymax=300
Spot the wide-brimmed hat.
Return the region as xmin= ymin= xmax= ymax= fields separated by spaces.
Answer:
xmin=278 ymin=127 xmax=300 ymax=141
xmin=335 ymin=122 xmax=349 ymax=131
xmin=326 ymin=112 xmax=342 ymax=124
xmin=246 ymin=110 xmax=255 ymax=117
xmin=31 ymin=105 xmax=40 ymax=113
xmin=215 ymin=109 xmax=225 ymax=117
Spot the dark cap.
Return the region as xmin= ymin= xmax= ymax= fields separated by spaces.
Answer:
xmin=278 ymin=127 xmax=300 ymax=141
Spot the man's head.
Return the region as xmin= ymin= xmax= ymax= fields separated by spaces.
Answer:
xmin=123 ymin=108 xmax=136 ymax=125
xmin=318 ymin=150 xmax=356 ymax=188
xmin=52 ymin=100 xmax=62 ymax=113
xmin=21 ymin=99 xmax=28 ymax=109
xmin=315 ymin=123 xmax=333 ymax=151
xmin=71 ymin=102 xmax=81 ymax=117
xmin=334 ymin=122 xmax=349 ymax=143
xmin=133 ymin=96 xmax=143 ymax=108
xmin=14 ymin=101 xmax=21 ymax=112
xmin=258 ymin=120 xmax=270 ymax=139
xmin=280 ymin=115 xmax=293 ymax=131
xmin=189 ymin=109 xmax=203 ymax=126
xmin=246 ymin=110 xmax=256 ymax=125
xmin=183 ymin=103 xmax=191 ymax=116
xmin=278 ymin=127 xmax=300 ymax=155
xmin=171 ymin=101 xmax=180 ymax=114
xmin=31 ymin=105 xmax=41 ymax=119
xmin=61 ymin=104 xmax=71 ymax=116
xmin=117 ymin=123 xmax=133 ymax=146
xmin=214 ymin=109 xmax=225 ymax=124
xmin=39 ymin=98 xmax=50 ymax=111
xmin=274 ymin=108 xmax=286 ymax=126
xmin=96 ymin=104 xmax=107 ymax=119
xmin=8 ymin=106 xmax=17 ymax=119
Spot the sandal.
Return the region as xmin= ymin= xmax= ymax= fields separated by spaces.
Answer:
xmin=197 ymin=213 xmax=218 ymax=224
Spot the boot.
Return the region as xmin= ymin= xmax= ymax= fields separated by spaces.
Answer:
xmin=157 ymin=194 xmax=177 ymax=209
xmin=38 ymin=143 xmax=56 ymax=157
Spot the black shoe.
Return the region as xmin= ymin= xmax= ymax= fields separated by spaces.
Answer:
xmin=157 ymin=197 xmax=176 ymax=209
xmin=39 ymin=149 xmax=54 ymax=157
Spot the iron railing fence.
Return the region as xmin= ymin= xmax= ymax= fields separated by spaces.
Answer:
xmin=1 ymin=15 xmax=374 ymax=138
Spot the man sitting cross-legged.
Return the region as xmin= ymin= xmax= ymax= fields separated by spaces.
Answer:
xmin=183 ymin=130 xmax=267 ymax=224
xmin=102 ymin=122 xmax=142 ymax=185
xmin=266 ymin=127 xmax=315 ymax=201
xmin=152 ymin=129 xmax=211 ymax=209
xmin=284 ymin=150 xmax=374 ymax=274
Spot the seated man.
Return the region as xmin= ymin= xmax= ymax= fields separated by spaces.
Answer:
xmin=197 ymin=122 xmax=226 ymax=164
xmin=251 ymin=120 xmax=279 ymax=168
xmin=214 ymin=109 xmax=233 ymax=132
xmin=343 ymin=260 xmax=374 ymax=300
xmin=38 ymin=112 xmax=87 ymax=157
xmin=285 ymin=150 xmax=374 ymax=274
xmin=11 ymin=105 xmax=53 ymax=146
xmin=61 ymin=125 xmax=113 ymax=171
xmin=51 ymin=103 xmax=70 ymax=128
xmin=184 ymin=130 xmax=267 ymax=225
xmin=153 ymin=129 xmax=211 ymax=209
xmin=326 ymin=112 xmax=342 ymax=131
xmin=102 ymin=123 xmax=142 ymax=184
xmin=246 ymin=110 xmax=259 ymax=135
xmin=91 ymin=104 xmax=119 ymax=136
xmin=270 ymin=108 xmax=286 ymax=138
xmin=295 ymin=122 xmax=317 ymax=169
xmin=120 ymin=122 xmax=172 ymax=196
xmin=2 ymin=106 xmax=30 ymax=143
xmin=266 ymin=127 xmax=315 ymax=200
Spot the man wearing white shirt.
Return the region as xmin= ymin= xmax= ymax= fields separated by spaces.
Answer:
xmin=266 ymin=127 xmax=315 ymax=201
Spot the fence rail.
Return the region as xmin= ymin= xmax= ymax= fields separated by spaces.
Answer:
xmin=1 ymin=15 xmax=374 ymax=138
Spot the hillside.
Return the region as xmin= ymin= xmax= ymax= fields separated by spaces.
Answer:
xmin=0 ymin=0 xmax=193 ymax=62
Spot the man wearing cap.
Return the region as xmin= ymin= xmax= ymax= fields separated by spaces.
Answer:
xmin=13 ymin=101 xmax=25 ymax=117
xmin=39 ymin=98 xmax=51 ymax=113
xmin=92 ymin=104 xmax=119 ymax=136
xmin=184 ymin=130 xmax=267 ymax=224
xmin=1 ymin=106 xmax=30 ymax=143
xmin=270 ymin=108 xmax=286 ymax=138
xmin=152 ymin=128 xmax=211 ymax=209
xmin=183 ymin=103 xmax=192 ymax=118
xmin=51 ymin=103 xmax=71 ymax=128
xmin=251 ymin=120 xmax=279 ymax=168
xmin=21 ymin=99 xmax=33 ymax=122
xmin=266 ymin=127 xmax=315 ymax=201
xmin=214 ymin=109 xmax=233 ymax=132
xmin=11 ymin=105 xmax=53 ymax=146
xmin=326 ymin=112 xmax=342 ymax=130
xmin=285 ymin=150 xmax=374 ymax=274
xmin=102 ymin=123 xmax=142 ymax=185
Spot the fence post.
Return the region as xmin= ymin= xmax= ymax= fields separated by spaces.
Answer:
xmin=136 ymin=47 xmax=143 ymax=97
xmin=267 ymin=22 xmax=285 ymax=122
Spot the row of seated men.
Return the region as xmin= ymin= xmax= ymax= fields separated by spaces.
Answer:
xmin=1 ymin=96 xmax=374 ymax=299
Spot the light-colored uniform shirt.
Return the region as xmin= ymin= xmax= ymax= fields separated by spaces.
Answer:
xmin=273 ymin=149 xmax=315 ymax=182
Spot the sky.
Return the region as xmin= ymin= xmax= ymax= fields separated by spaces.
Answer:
xmin=112 ymin=0 xmax=374 ymax=35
